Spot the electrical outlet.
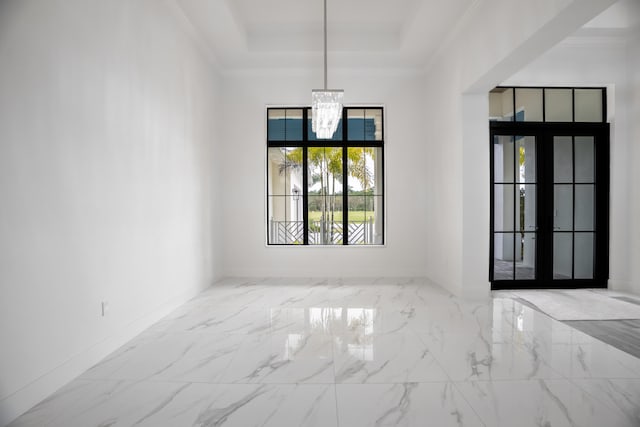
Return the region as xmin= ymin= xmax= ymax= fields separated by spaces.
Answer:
xmin=101 ymin=301 xmax=109 ymax=317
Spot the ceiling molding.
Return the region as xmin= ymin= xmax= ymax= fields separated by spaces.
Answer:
xmin=421 ymin=0 xmax=482 ymax=74
xmin=167 ymin=0 xmax=222 ymax=72
xmin=176 ymin=0 xmax=478 ymax=71
xmin=173 ymin=0 xmax=627 ymax=73
xmin=560 ymin=33 xmax=629 ymax=46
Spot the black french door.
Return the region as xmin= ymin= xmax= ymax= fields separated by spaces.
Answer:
xmin=490 ymin=122 xmax=609 ymax=289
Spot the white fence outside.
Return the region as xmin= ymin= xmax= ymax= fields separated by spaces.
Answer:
xmin=270 ymin=219 xmax=375 ymax=245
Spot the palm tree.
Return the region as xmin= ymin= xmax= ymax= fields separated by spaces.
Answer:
xmin=306 ymin=147 xmax=341 ymax=243
xmin=275 ymin=146 xmax=376 ymax=244
xmin=347 ymin=147 xmax=374 ymax=191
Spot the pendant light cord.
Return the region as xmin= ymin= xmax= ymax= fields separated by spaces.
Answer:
xmin=323 ymin=0 xmax=328 ymax=90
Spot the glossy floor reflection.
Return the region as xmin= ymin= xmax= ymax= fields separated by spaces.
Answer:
xmin=10 ymin=278 xmax=640 ymax=426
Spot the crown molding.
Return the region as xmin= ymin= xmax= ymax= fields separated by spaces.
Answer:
xmin=166 ymin=0 xmax=223 ymax=73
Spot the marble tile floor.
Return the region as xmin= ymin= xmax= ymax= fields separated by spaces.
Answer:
xmin=565 ymin=319 xmax=640 ymax=359
xmin=9 ymin=277 xmax=640 ymax=426
xmin=503 ymin=289 xmax=640 ymax=321
xmin=499 ymin=288 xmax=640 ymax=360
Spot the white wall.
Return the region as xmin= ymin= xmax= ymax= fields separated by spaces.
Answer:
xmin=628 ymin=27 xmax=640 ymax=295
xmin=219 ymin=69 xmax=428 ymax=277
xmin=421 ymin=0 xmax=616 ymax=298
xmin=0 ymin=1 xmax=221 ymax=424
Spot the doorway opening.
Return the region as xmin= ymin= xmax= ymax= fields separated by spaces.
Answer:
xmin=489 ymin=87 xmax=609 ymax=290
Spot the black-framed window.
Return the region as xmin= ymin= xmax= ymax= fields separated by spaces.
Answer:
xmin=489 ymin=87 xmax=606 ymax=123
xmin=267 ymin=107 xmax=384 ymax=245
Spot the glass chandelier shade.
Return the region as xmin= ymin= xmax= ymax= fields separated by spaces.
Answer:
xmin=311 ymin=89 xmax=344 ymax=139
xmin=311 ymin=0 xmax=343 ymax=139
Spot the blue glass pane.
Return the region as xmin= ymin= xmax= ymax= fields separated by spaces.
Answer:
xmin=348 ymin=118 xmax=364 ymax=140
xmin=346 ymin=118 xmax=376 ymax=140
xmin=268 ymin=109 xmax=303 ymax=141
xmin=308 ymin=118 xmax=343 ymax=141
xmin=285 ymin=118 xmax=303 ymax=141
xmin=364 ymin=118 xmax=376 ymax=141
xmin=347 ymin=108 xmax=381 ymax=141
xmin=268 ymin=118 xmax=304 ymax=141
xmin=268 ymin=118 xmax=286 ymax=141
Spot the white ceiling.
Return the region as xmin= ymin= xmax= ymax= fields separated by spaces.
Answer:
xmin=176 ymin=0 xmax=477 ymax=70
xmin=576 ymin=0 xmax=640 ymax=38
xmin=176 ymin=0 xmax=639 ymax=71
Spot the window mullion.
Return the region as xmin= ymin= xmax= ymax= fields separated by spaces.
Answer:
xmin=342 ymin=163 xmax=348 ymax=242
xmin=342 ymin=108 xmax=349 ymax=244
xmin=302 ymin=109 xmax=309 ymax=245
xmin=303 ymin=146 xmax=309 ymax=245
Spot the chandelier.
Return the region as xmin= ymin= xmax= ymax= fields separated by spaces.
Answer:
xmin=311 ymin=0 xmax=343 ymax=139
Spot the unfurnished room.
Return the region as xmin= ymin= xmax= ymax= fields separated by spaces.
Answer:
xmin=1 ymin=0 xmax=640 ymax=426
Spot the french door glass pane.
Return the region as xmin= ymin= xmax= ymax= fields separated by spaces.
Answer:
xmin=554 ymin=185 xmax=573 ymax=231
xmin=516 ymin=136 xmax=536 ymax=183
xmin=574 ymin=233 xmax=594 ymax=279
xmin=518 ymin=184 xmax=537 ymax=232
xmin=554 ymin=136 xmax=573 ymax=182
xmin=553 ymin=233 xmax=573 ymax=279
xmin=575 ymin=185 xmax=594 ymax=231
xmin=575 ymin=136 xmax=595 ymax=182
xmin=516 ymin=232 xmax=536 ymax=280
xmin=494 ymin=184 xmax=515 ymax=231
xmin=494 ymin=233 xmax=515 ymax=280
xmin=494 ymin=135 xmax=514 ymax=182
xmin=492 ymin=134 xmax=537 ymax=281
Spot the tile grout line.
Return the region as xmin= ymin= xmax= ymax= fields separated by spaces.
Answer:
xmin=329 ymin=310 xmax=341 ymax=427
xmin=411 ymin=324 xmax=489 ymax=426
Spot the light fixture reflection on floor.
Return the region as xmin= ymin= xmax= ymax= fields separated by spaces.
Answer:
xmin=311 ymin=0 xmax=343 ymax=139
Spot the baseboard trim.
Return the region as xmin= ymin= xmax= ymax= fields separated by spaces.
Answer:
xmin=0 ymin=287 xmax=203 ymax=427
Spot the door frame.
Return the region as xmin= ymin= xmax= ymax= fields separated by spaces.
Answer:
xmin=490 ymin=121 xmax=610 ymax=290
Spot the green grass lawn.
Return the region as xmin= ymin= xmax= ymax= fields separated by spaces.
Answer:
xmin=308 ymin=211 xmax=374 ymax=222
